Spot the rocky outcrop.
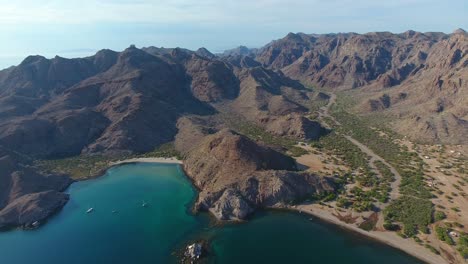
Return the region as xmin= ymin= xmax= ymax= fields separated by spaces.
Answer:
xmin=179 ymin=129 xmax=335 ymax=220
xmin=262 ymin=114 xmax=325 ymax=140
xmin=0 ymin=191 xmax=69 ymax=229
xmin=0 ymin=153 xmax=72 ymax=229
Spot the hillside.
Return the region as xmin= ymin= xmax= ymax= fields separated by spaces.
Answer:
xmin=252 ymin=30 xmax=467 ymax=144
xmin=0 ymin=45 xmax=328 ymax=227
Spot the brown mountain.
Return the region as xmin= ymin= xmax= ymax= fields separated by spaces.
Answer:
xmin=0 ymin=45 xmax=328 ymax=227
xmin=2 ymin=28 xmax=464 ymax=227
xmin=177 ymin=128 xmax=334 ymax=220
xmin=0 ymin=150 xmax=72 ymax=229
xmin=254 ymin=30 xmax=467 ymax=144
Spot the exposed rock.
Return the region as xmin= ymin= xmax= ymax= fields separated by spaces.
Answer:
xmin=220 ymin=46 xmax=257 ymax=57
xmin=0 ymin=44 xmax=331 ymax=228
xmin=0 ymin=191 xmax=69 ymax=229
xmin=185 ymin=243 xmax=203 ymax=259
xmin=229 ymin=67 xmax=327 ymax=139
xmin=221 ymin=55 xmax=261 ymax=68
xmin=184 ymin=55 xmax=239 ymax=103
xmin=180 ymin=129 xmax=335 ymax=220
xmin=255 ymin=31 xmax=467 ymax=144
xmin=258 ymin=31 xmax=443 ymax=89
xmin=263 ymin=114 xmax=325 ymax=140
xmin=0 ymin=152 xmax=72 ymax=229
xmin=195 ymin=47 xmax=216 ymax=59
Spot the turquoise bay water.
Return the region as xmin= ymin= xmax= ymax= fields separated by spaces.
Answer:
xmin=0 ymin=163 xmax=422 ymax=264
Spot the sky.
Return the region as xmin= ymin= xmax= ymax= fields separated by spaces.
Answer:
xmin=0 ymin=0 xmax=467 ymax=69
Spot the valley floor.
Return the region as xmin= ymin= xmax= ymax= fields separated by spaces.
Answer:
xmin=293 ymin=91 xmax=467 ymax=264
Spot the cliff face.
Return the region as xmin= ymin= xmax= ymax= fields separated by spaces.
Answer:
xmin=179 ymin=129 xmax=335 ymax=220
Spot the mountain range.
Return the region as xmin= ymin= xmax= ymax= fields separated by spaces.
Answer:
xmin=0 ymin=29 xmax=466 ymax=228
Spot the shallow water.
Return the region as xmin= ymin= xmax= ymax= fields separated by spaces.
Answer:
xmin=0 ymin=163 xmax=422 ymax=264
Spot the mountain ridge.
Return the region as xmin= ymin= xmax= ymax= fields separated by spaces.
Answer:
xmin=0 ymin=43 xmax=329 ymax=227
xmin=0 ymin=28 xmax=465 ymax=228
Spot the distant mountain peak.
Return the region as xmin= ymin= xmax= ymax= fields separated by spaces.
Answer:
xmin=453 ymin=28 xmax=466 ymax=34
xmin=220 ymin=45 xmax=256 ymax=57
xmin=195 ymin=47 xmax=215 ymax=59
xmin=20 ymin=55 xmax=47 ymax=65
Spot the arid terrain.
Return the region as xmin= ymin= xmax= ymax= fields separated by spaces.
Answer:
xmin=0 ymin=29 xmax=466 ymax=263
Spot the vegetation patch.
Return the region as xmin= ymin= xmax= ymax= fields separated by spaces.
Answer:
xmin=137 ymin=142 xmax=183 ymax=160
xmin=36 ymin=142 xmax=182 ymax=180
xmin=458 ymin=233 xmax=468 ymax=259
xmin=36 ymin=155 xmax=117 ymax=180
xmin=358 ymin=212 xmax=378 ymax=231
xmin=435 ymin=226 xmax=455 ymax=245
xmin=384 ymin=196 xmax=432 ymax=237
xmin=434 ymin=211 xmax=447 ymax=222
xmin=330 ymin=94 xmax=434 ymax=234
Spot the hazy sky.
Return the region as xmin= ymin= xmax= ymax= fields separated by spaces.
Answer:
xmin=0 ymin=0 xmax=467 ymax=69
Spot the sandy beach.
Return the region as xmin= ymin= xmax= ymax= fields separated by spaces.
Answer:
xmin=109 ymin=157 xmax=183 ymax=167
xmin=285 ymin=204 xmax=449 ymax=264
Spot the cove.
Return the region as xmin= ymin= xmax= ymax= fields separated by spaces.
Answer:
xmin=0 ymin=163 xmax=423 ymax=264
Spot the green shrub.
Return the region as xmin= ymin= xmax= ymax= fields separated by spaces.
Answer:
xmin=384 ymin=196 xmax=433 ymax=236
xmin=435 ymin=226 xmax=454 ymax=245
xmin=434 ymin=211 xmax=446 ymax=222
xmin=425 ymin=244 xmax=440 ymax=255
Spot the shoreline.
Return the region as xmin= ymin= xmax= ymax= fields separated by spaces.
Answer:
xmin=105 ymin=158 xmax=447 ymax=264
xmin=285 ymin=204 xmax=448 ymax=264
xmin=23 ymin=157 xmax=448 ymax=263
xmin=108 ymin=157 xmax=183 ymax=167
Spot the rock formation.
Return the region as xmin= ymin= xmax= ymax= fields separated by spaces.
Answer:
xmin=252 ymin=30 xmax=467 ymax=144
xmin=0 ymin=44 xmax=328 ymax=227
xmin=0 ymin=28 xmax=464 ymax=227
xmin=178 ymin=129 xmax=335 ymax=220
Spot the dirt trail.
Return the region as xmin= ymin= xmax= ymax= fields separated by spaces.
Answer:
xmin=318 ymin=92 xmax=402 ymax=201
xmin=315 ymin=92 xmax=407 ymax=229
xmin=343 ymin=135 xmax=401 ymax=200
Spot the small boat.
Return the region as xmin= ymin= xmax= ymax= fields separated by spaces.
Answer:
xmin=31 ymin=221 xmax=40 ymax=227
xmin=86 ymin=208 xmax=94 ymax=213
xmin=142 ymin=201 xmax=148 ymax=207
